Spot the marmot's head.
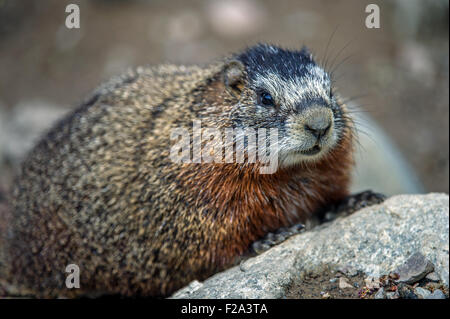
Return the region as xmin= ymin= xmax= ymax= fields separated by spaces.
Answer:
xmin=219 ymin=44 xmax=350 ymax=168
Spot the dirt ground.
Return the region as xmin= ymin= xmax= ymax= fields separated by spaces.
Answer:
xmin=286 ymin=269 xmax=368 ymax=299
xmin=286 ymin=269 xmax=449 ymax=299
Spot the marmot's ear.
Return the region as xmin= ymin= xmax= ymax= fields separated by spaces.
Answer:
xmin=223 ymin=60 xmax=246 ymax=95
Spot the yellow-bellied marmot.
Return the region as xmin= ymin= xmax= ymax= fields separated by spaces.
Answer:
xmin=0 ymin=44 xmax=384 ymax=297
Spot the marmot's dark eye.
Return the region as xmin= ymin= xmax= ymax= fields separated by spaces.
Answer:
xmin=259 ymin=91 xmax=274 ymax=106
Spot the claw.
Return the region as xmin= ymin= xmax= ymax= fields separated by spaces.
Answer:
xmin=250 ymin=222 xmax=306 ymax=255
xmin=335 ymin=190 xmax=386 ymax=217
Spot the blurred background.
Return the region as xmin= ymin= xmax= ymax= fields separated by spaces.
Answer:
xmin=0 ymin=0 xmax=448 ymax=197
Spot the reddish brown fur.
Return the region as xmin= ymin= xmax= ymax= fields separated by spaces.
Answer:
xmin=178 ymin=127 xmax=353 ymax=269
xmin=2 ymin=46 xmax=355 ymax=297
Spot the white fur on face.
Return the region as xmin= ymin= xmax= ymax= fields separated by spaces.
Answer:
xmin=251 ymin=66 xmax=344 ymax=167
xmin=253 ymin=65 xmax=331 ymax=112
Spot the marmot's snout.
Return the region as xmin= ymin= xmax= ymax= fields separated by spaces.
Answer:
xmin=284 ymin=107 xmax=336 ymax=161
xmin=303 ymin=107 xmax=333 ymax=141
xmin=302 ymin=107 xmax=334 ymax=143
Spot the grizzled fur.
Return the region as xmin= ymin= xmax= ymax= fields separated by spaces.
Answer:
xmin=1 ymin=44 xmax=354 ymax=297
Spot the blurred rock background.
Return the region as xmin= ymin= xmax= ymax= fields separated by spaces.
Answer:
xmin=0 ymin=0 xmax=448 ymax=196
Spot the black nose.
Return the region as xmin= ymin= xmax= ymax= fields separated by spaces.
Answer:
xmin=305 ymin=123 xmax=331 ymax=140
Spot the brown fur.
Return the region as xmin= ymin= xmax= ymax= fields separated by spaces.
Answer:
xmin=0 ymin=46 xmax=354 ymax=297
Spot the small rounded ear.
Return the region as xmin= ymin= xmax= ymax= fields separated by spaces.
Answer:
xmin=223 ymin=60 xmax=246 ymax=95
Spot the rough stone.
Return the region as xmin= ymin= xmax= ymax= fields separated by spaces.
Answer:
xmin=337 ymin=264 xmax=359 ymax=278
xmin=414 ymin=287 xmax=432 ymax=299
xmin=374 ymin=287 xmax=385 ymax=299
xmin=385 ymin=291 xmax=400 ymax=299
xmin=425 ymin=272 xmax=440 ymax=282
xmin=172 ymin=194 xmax=449 ymax=299
xmin=426 ymin=289 xmax=446 ymax=299
xmin=364 ymin=276 xmax=381 ymax=290
xmin=396 ymin=283 xmax=418 ymax=299
xmin=338 ymin=277 xmax=353 ymax=289
xmin=394 ymin=252 xmax=434 ymax=284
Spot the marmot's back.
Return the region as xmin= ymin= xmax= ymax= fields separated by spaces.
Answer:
xmin=4 ymin=44 xmax=354 ymax=297
xmin=7 ymin=64 xmax=220 ymax=296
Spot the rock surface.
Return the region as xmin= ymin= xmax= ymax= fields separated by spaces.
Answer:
xmin=414 ymin=287 xmax=431 ymax=299
xmin=427 ymin=289 xmax=446 ymax=299
xmin=394 ymin=252 xmax=434 ymax=284
xmin=171 ymin=193 xmax=449 ymax=299
xmin=425 ymin=272 xmax=440 ymax=282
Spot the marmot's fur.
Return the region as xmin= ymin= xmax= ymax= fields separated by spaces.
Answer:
xmin=1 ymin=44 xmax=354 ymax=297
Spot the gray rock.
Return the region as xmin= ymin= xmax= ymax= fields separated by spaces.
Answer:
xmin=415 ymin=287 xmax=432 ymax=299
xmin=365 ymin=276 xmax=381 ymax=290
xmin=338 ymin=277 xmax=353 ymax=289
xmin=425 ymin=272 xmax=440 ymax=282
xmin=394 ymin=252 xmax=434 ymax=284
xmin=386 ymin=291 xmax=400 ymax=299
xmin=397 ymin=283 xmax=418 ymax=299
xmin=374 ymin=287 xmax=385 ymax=299
xmin=426 ymin=289 xmax=446 ymax=299
xmin=320 ymin=292 xmax=331 ymax=299
xmin=171 ymin=194 xmax=449 ymax=299
xmin=337 ymin=264 xmax=359 ymax=278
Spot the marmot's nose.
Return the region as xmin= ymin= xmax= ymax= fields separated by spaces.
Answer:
xmin=304 ymin=117 xmax=331 ymax=140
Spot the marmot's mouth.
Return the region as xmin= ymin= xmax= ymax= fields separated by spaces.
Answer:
xmin=298 ymin=145 xmax=322 ymax=156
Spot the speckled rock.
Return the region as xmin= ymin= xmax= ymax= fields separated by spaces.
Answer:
xmin=374 ymin=287 xmax=385 ymax=299
xmin=171 ymin=193 xmax=449 ymax=299
xmin=414 ymin=287 xmax=431 ymax=299
xmin=426 ymin=289 xmax=446 ymax=299
xmin=394 ymin=252 xmax=434 ymax=284
xmin=425 ymin=272 xmax=441 ymax=282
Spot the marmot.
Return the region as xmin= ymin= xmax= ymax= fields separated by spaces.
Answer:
xmin=0 ymin=44 xmax=383 ymax=297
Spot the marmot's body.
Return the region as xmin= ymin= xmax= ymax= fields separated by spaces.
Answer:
xmin=1 ymin=44 xmax=354 ymax=297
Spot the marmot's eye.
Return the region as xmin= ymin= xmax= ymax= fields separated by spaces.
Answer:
xmin=259 ymin=91 xmax=274 ymax=106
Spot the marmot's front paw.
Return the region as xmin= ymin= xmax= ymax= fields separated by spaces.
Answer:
xmin=324 ymin=190 xmax=386 ymax=221
xmin=250 ymin=223 xmax=306 ymax=255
